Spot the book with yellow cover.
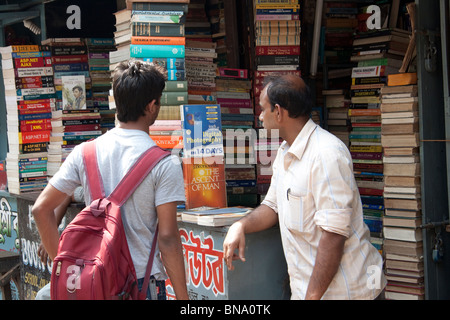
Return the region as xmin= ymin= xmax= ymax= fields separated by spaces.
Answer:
xmin=182 ymin=157 xmax=227 ymax=210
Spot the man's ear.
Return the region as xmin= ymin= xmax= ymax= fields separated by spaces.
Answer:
xmin=274 ymin=104 xmax=284 ymax=122
xmin=146 ymin=99 xmax=160 ymax=116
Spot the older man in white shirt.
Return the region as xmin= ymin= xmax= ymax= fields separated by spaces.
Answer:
xmin=223 ymin=75 xmax=386 ymax=300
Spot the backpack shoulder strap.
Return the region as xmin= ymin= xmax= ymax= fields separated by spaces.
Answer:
xmin=82 ymin=140 xmax=105 ymax=200
xmin=108 ymin=145 xmax=170 ymax=206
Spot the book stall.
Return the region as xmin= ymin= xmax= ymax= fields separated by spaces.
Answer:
xmin=0 ymin=0 xmax=449 ymax=301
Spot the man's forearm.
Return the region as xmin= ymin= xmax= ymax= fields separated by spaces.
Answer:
xmin=238 ymin=204 xmax=278 ymax=234
xmin=305 ymin=230 xmax=346 ymax=300
xmin=159 ymin=234 xmax=189 ymax=300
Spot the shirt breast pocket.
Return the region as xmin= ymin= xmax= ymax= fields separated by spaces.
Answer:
xmin=284 ymin=189 xmax=307 ymax=233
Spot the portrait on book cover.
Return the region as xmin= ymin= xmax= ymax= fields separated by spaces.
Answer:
xmin=61 ymin=75 xmax=86 ymax=110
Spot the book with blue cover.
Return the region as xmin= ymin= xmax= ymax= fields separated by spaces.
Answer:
xmin=130 ymin=44 xmax=185 ymax=58
xmin=180 ymin=104 xmax=224 ymax=158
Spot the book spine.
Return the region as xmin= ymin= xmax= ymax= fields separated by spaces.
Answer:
xmin=167 ymin=69 xmax=186 ymax=81
xmin=352 ymin=76 xmax=387 ymax=85
xmin=14 ymin=57 xmax=53 ymax=69
xmin=142 ymin=57 xmax=185 ymax=70
xmin=51 ymin=55 xmax=89 ymax=64
xmin=51 ymin=46 xmax=87 ymax=56
xmin=351 ymin=152 xmax=382 ymax=160
xmin=163 ymin=80 xmax=188 ymax=92
xmin=19 ymin=107 xmax=52 ymax=115
xmin=131 ymin=14 xmax=183 ymax=23
xmin=10 ymin=45 xmax=49 ymax=52
xmin=255 ymin=14 xmax=300 ymax=21
xmin=19 ymin=131 xmax=51 ymax=144
xmin=131 ymin=36 xmax=186 ymax=46
xmin=17 ymin=87 xmax=55 ymax=97
xmin=254 ymin=70 xmax=301 ymax=78
xmin=15 ymin=76 xmax=54 ymax=89
xmin=219 ymin=68 xmax=248 ymax=79
xmin=255 ymin=55 xmax=300 ymax=65
xmin=60 ymin=124 xmax=101 ymax=132
xmin=131 ymin=22 xmax=185 ymax=37
xmin=216 ymin=98 xmax=252 ymax=108
xmin=15 ymin=66 xmax=54 ymax=77
xmin=130 ymin=44 xmax=185 ymax=58
xmin=255 ymin=45 xmax=300 ymax=56
xmin=160 ymin=91 xmax=188 ymax=106
xmin=149 ymin=135 xmax=183 ymax=149
xmin=255 ymin=26 xmax=301 ymax=36
xmin=131 ymin=3 xmax=189 ymax=12
xmin=20 ymin=122 xmax=52 ymax=132
xmin=53 ymin=63 xmax=89 ymax=72
xmin=255 ymin=35 xmax=300 ymax=46
xmin=352 ymin=66 xmax=386 ymax=78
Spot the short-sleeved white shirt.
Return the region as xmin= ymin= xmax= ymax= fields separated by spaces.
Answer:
xmin=262 ymin=119 xmax=386 ymax=299
xmin=49 ymin=127 xmax=185 ymax=279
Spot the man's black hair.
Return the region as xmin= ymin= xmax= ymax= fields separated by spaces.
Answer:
xmin=264 ymin=75 xmax=313 ymax=118
xmin=113 ymin=60 xmax=167 ymax=123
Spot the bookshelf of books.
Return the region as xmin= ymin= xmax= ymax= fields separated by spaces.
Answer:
xmin=0 ymin=45 xmax=55 ymax=194
xmin=252 ymin=0 xmax=301 ymax=203
xmin=381 ymin=72 xmax=423 ymax=300
xmin=118 ymin=1 xmax=189 ymax=153
xmin=321 ymin=1 xmax=357 ymax=145
xmin=320 ymin=0 xmax=422 ymax=299
xmin=43 ymin=38 xmax=104 ymax=177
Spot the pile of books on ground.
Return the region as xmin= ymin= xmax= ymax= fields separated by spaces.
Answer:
xmin=380 ymin=72 xmax=424 ymax=300
xmin=1 ymin=44 xmax=55 ymax=194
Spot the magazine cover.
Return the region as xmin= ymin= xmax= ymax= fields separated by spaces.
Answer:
xmin=61 ymin=75 xmax=86 ymax=110
xmin=180 ymin=104 xmax=224 ymax=158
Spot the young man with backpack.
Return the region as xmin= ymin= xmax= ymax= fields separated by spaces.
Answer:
xmin=32 ymin=60 xmax=189 ymax=300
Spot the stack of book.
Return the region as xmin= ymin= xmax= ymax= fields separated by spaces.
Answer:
xmin=380 ymin=72 xmax=423 ymax=300
xmin=252 ymin=0 xmax=301 ymax=130
xmin=47 ymin=109 xmax=102 ymax=176
xmin=85 ymin=38 xmax=114 ymax=111
xmin=323 ymin=1 xmax=357 ymax=67
xmin=85 ymin=38 xmax=116 ymax=134
xmin=206 ymin=0 xmax=227 ymax=67
xmin=321 ymin=0 xmax=356 ymax=121
xmin=348 ymin=65 xmax=385 ymax=244
xmin=149 ymin=117 xmax=183 ymax=152
xmin=323 ymin=88 xmax=351 ymax=146
xmin=350 ymin=28 xmax=411 ymax=65
xmin=254 ymin=128 xmax=280 ymax=203
xmin=44 ymin=38 xmax=90 ymax=111
xmin=180 ymin=104 xmax=227 ymax=210
xmin=110 ymin=8 xmax=132 ymax=71
xmin=184 ymin=1 xmax=217 ymax=105
xmin=216 ymin=69 xmax=257 ymax=207
xmin=125 ymin=1 xmax=189 ymax=147
xmin=1 ymin=44 xmax=56 ymax=194
xmin=181 ymin=206 xmax=250 ymax=227
xmin=252 ymin=0 xmax=299 ymax=202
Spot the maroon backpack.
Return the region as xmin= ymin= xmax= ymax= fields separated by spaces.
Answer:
xmin=51 ymin=140 xmax=169 ymax=300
